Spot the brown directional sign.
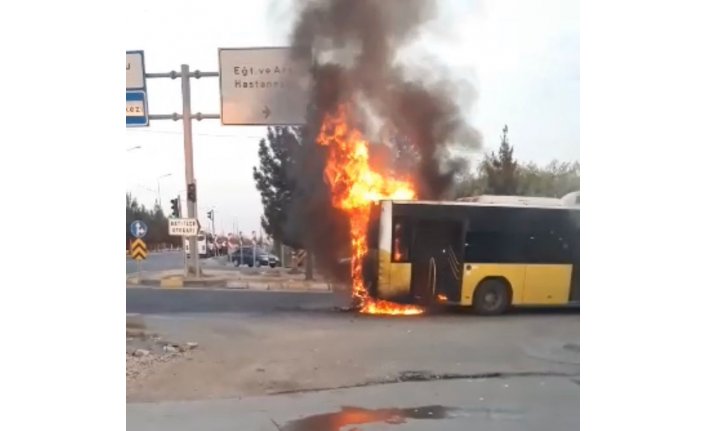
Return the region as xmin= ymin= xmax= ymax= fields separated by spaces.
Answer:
xmin=130 ymin=239 xmax=148 ymax=261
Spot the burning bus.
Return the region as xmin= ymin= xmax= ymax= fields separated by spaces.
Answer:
xmin=363 ymin=199 xmax=580 ymax=315
xmin=287 ymin=0 xmax=577 ymax=315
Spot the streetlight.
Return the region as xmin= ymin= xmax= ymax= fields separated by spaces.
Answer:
xmin=127 ymin=145 xmax=142 ymax=152
xmin=156 ymin=173 xmax=172 ymax=207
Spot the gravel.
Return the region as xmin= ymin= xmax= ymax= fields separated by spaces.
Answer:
xmin=126 ymin=331 xmax=198 ymax=385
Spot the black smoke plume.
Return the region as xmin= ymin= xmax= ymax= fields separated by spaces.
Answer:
xmin=281 ymin=0 xmax=482 ymax=279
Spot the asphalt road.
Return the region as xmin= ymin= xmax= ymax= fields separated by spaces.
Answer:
xmin=127 ymin=290 xmax=579 ymax=430
xmin=126 ymin=251 xmax=184 ymax=274
xmin=127 ymin=288 xmax=345 ymax=314
xmin=127 ymin=287 xmax=577 ymax=316
xmin=129 ymin=376 xmax=578 ymax=430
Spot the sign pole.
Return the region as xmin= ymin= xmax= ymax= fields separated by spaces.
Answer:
xmin=183 ymin=237 xmax=188 ymax=277
xmin=181 ymin=64 xmax=200 ymax=277
xmin=178 ymin=196 xmax=187 ymax=277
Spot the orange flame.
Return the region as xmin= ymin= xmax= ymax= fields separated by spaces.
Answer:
xmin=317 ymin=105 xmax=423 ymax=316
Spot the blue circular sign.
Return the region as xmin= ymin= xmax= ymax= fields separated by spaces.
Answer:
xmin=130 ymin=220 xmax=148 ymax=238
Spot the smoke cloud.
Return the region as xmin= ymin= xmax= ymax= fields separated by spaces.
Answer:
xmin=280 ymin=0 xmax=482 ymax=278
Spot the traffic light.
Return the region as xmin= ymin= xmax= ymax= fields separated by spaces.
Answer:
xmin=207 ymin=210 xmax=213 ymax=220
xmin=187 ymin=183 xmax=197 ymax=202
xmin=170 ymin=197 xmax=180 ymax=218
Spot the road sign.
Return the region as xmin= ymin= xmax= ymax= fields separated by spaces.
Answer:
xmin=126 ymin=91 xmax=149 ymax=127
xmin=130 ymin=220 xmax=148 ymax=238
xmin=126 ymin=51 xmax=146 ymax=90
xmin=130 ymin=239 xmax=148 ymax=261
xmin=218 ymin=47 xmax=310 ymax=125
xmin=168 ymin=218 xmax=199 ymax=236
xmin=127 ymin=51 xmax=149 ymax=127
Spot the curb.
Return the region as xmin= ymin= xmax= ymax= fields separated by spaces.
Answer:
xmin=161 ymin=276 xmax=183 ymax=289
xmin=183 ymin=278 xmax=227 ymax=288
xmin=225 ymin=281 xmax=249 ymax=289
xmin=128 ymin=275 xmax=331 ymax=292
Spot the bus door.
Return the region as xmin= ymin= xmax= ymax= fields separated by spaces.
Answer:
xmin=409 ymin=219 xmax=464 ymax=304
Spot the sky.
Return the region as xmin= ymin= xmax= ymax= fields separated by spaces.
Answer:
xmin=125 ymin=0 xmax=579 ymax=236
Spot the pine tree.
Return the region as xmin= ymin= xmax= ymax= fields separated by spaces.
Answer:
xmin=481 ymin=125 xmax=518 ymax=195
xmin=252 ymin=126 xmax=301 ymax=246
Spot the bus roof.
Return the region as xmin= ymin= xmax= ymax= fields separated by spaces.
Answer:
xmin=388 ymin=198 xmax=578 ymax=211
xmin=457 ymin=194 xmax=566 ymax=206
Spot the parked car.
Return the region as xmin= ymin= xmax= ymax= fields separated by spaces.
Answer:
xmin=231 ymin=246 xmax=280 ymax=268
xmin=261 ymin=253 xmax=281 ymax=268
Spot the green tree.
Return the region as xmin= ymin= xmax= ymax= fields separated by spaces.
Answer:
xmin=453 ymin=123 xmax=579 ymax=199
xmin=516 ymin=160 xmax=580 ymax=197
xmin=454 ymin=167 xmax=487 ymax=198
xmin=481 ymin=125 xmax=519 ymax=195
xmin=146 ymin=202 xmax=171 ymax=246
xmin=252 ymin=126 xmax=302 ymax=247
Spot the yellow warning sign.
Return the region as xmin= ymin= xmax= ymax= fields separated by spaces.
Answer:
xmin=130 ymin=239 xmax=148 ymax=261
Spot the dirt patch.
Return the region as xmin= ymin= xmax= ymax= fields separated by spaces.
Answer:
xmin=126 ymin=329 xmax=198 ymax=386
xmin=127 ymin=312 xmax=579 ymax=403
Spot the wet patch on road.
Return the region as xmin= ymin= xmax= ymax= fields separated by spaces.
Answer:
xmin=277 ymin=404 xmax=523 ymax=430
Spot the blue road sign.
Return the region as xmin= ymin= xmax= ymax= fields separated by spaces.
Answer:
xmin=126 ymin=51 xmax=148 ymax=127
xmin=130 ymin=220 xmax=148 ymax=238
xmin=126 ymin=91 xmax=149 ymax=127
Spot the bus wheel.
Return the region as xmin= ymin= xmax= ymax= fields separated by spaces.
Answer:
xmin=472 ymin=279 xmax=510 ymax=315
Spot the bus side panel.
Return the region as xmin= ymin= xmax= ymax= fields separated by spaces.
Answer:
xmin=376 ymin=249 xmax=390 ymax=297
xmin=375 ymin=201 xmax=414 ymax=300
xmin=522 ymin=264 xmax=572 ymax=304
xmin=461 ymin=264 xmax=526 ymax=306
xmin=389 ymin=263 xmax=412 ymax=298
xmin=377 ymin=251 xmax=412 ymax=300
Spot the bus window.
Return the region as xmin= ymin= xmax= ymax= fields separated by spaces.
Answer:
xmin=525 ymin=230 xmax=572 ymax=263
xmin=392 ymin=217 xmax=410 ymax=262
xmin=464 ymin=231 xmax=526 ymax=263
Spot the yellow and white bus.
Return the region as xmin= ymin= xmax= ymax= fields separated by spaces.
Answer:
xmin=364 ymin=198 xmax=580 ymax=314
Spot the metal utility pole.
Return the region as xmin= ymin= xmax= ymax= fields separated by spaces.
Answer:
xmin=138 ymin=61 xmax=219 ymax=278
xmin=180 ymin=64 xmax=200 ymax=277
xmin=176 ymin=196 xmax=187 ymax=276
